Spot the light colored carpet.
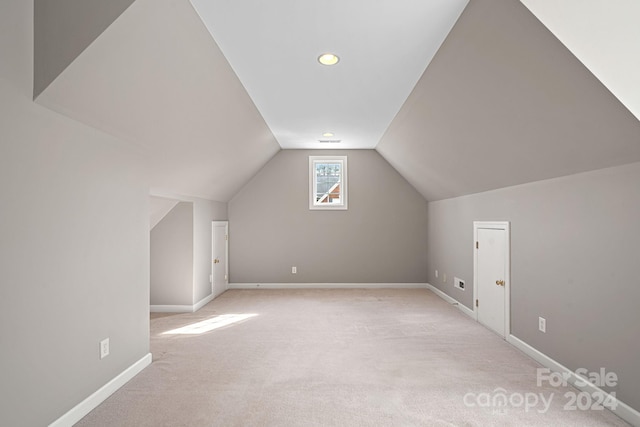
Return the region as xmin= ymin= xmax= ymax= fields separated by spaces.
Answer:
xmin=76 ymin=289 xmax=628 ymax=426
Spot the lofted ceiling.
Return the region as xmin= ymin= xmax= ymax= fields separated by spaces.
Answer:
xmin=376 ymin=0 xmax=640 ymax=201
xmin=519 ymin=0 xmax=640 ymax=123
xmin=34 ymin=0 xmax=640 ymax=202
xmin=189 ymin=0 xmax=468 ymax=149
xmin=36 ymin=0 xmax=281 ymax=202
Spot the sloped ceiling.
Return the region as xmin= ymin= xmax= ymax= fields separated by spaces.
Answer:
xmin=34 ymin=0 xmax=640 ymax=203
xmin=190 ymin=0 xmax=468 ymax=149
xmin=150 ymin=196 xmax=180 ymax=230
xmin=377 ymin=0 xmax=640 ymax=201
xmin=35 ymin=0 xmax=280 ymax=202
xmin=520 ymin=0 xmax=640 ymax=122
xmin=33 ymin=0 xmax=135 ymax=98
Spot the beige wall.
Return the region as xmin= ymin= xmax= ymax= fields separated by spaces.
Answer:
xmin=427 ymin=162 xmax=640 ymax=412
xmin=150 ymin=202 xmax=194 ymax=306
xmin=1 ymin=2 xmax=148 ymax=425
xmin=150 ymin=197 xmax=228 ymax=306
xmin=229 ymin=150 xmax=428 ymax=283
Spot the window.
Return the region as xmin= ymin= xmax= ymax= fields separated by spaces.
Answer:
xmin=309 ymin=156 xmax=347 ymax=210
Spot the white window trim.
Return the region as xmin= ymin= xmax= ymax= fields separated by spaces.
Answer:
xmin=309 ymin=155 xmax=348 ymax=210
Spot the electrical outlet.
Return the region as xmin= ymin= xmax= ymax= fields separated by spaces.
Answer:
xmin=100 ymin=338 xmax=110 ymax=359
xmin=443 ymin=273 xmax=447 ymax=283
xmin=435 ymin=270 xmax=438 ymax=278
xmin=538 ymin=317 xmax=546 ymax=333
xmin=454 ymin=277 xmax=465 ymax=290
xmin=292 ymin=266 xmax=297 ymax=274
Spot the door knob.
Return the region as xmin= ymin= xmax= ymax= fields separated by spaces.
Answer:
xmin=495 ymin=280 xmax=504 ymax=286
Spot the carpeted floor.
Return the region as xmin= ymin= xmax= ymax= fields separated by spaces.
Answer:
xmin=76 ymin=289 xmax=628 ymax=426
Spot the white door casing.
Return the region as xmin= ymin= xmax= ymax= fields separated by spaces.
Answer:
xmin=212 ymin=221 xmax=229 ymax=296
xmin=473 ymin=221 xmax=510 ymax=338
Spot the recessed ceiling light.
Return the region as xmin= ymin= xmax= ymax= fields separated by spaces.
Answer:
xmin=322 ymin=132 xmax=335 ymax=137
xmin=318 ymin=53 xmax=340 ymax=66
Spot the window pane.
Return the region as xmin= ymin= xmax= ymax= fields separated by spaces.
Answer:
xmin=315 ymin=162 xmax=341 ymax=204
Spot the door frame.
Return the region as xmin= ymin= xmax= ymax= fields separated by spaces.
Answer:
xmin=473 ymin=221 xmax=511 ymax=337
xmin=212 ymin=221 xmax=229 ymax=294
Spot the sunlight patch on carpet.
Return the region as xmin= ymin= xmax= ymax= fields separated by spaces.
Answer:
xmin=162 ymin=314 xmax=258 ymax=335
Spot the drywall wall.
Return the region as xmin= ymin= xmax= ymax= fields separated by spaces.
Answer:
xmin=229 ymin=150 xmax=428 ymax=283
xmin=427 ymin=162 xmax=640 ymax=412
xmin=34 ymin=0 xmax=135 ymax=97
xmin=0 ymin=2 xmax=149 ymax=425
xmin=150 ymin=195 xmax=228 ymax=306
xmin=150 ymin=202 xmax=194 ymax=306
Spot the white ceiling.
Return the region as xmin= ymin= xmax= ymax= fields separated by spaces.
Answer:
xmin=190 ymin=0 xmax=468 ymax=149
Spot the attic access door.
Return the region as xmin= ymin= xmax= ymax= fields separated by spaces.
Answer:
xmin=474 ymin=221 xmax=510 ymax=338
xmin=212 ymin=221 xmax=229 ymax=296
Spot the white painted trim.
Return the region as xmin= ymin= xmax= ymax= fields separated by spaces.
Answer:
xmin=473 ymin=221 xmax=510 ymax=334
xmin=193 ymin=293 xmax=215 ymax=312
xmin=150 ymin=304 xmax=193 ymax=313
xmin=151 ymin=292 xmax=214 ymax=313
xmin=49 ymin=353 xmax=152 ymax=427
xmin=508 ymin=335 xmax=640 ymax=427
xmin=229 ymin=283 xmax=428 ymax=289
xmin=425 ymin=283 xmax=475 ymax=319
xmin=212 ymin=221 xmax=229 ymax=293
xmin=426 ymin=285 xmax=639 ymax=424
xmin=309 ymin=155 xmax=348 ymax=210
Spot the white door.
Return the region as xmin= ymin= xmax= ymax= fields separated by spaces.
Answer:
xmin=474 ymin=222 xmax=510 ymax=338
xmin=212 ymin=221 xmax=229 ymax=296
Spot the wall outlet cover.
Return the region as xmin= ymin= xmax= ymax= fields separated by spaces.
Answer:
xmin=454 ymin=277 xmax=465 ymax=290
xmin=539 ymin=317 xmax=546 ymax=333
xmin=100 ymin=338 xmax=110 ymax=359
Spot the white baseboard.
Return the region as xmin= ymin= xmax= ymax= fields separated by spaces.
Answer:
xmin=425 ymin=283 xmax=475 ymax=319
xmin=193 ymin=293 xmax=215 ymax=311
xmin=426 ymin=284 xmax=639 ymax=425
xmin=228 ymin=283 xmax=429 ymax=290
xmin=150 ymin=304 xmax=194 ymax=313
xmin=508 ymin=335 xmax=640 ymax=427
xmin=151 ymin=293 xmax=215 ymax=313
xmin=49 ymin=353 xmax=152 ymax=427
